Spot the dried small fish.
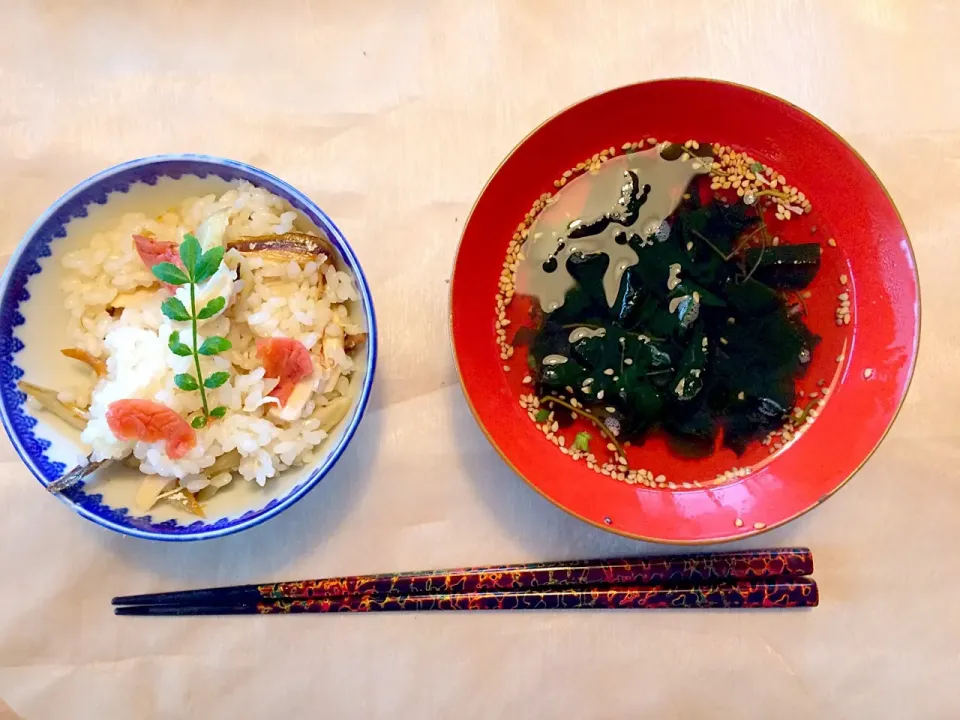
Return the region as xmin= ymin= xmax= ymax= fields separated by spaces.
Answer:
xmin=18 ymin=381 xmax=88 ymax=430
xmin=47 ymin=457 xmax=113 ymax=494
xmin=343 ymin=332 xmax=367 ymax=352
xmin=61 ymin=347 xmax=107 ymax=377
xmin=227 ymin=232 xmax=333 ymax=263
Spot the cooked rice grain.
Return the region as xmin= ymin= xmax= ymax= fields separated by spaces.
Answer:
xmin=62 ymin=182 xmax=363 ymax=491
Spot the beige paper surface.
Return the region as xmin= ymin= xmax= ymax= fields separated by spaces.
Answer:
xmin=0 ymin=1 xmax=956 ymax=717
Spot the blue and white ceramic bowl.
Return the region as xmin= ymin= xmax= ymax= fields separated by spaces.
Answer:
xmin=0 ymin=155 xmax=377 ymax=541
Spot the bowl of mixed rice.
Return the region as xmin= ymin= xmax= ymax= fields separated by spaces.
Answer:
xmin=0 ymin=154 xmax=377 ymax=540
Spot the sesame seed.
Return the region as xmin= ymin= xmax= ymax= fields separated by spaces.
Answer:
xmin=753 ymin=522 xmax=766 ymax=530
xmin=735 ymin=518 xmax=743 ymax=528
xmin=605 ymin=406 xmax=616 ymax=413
xmin=840 ymin=274 xmax=848 ymax=285
xmin=828 ymin=238 xmax=837 ymax=247
xmin=522 ymin=375 xmax=532 ymax=384
xmin=863 ymin=368 xmax=874 ymax=379
xmin=596 ymin=390 xmax=604 ymax=400
xmin=624 ymin=358 xmax=633 ymax=365
xmin=603 ymin=368 xmax=614 ymax=376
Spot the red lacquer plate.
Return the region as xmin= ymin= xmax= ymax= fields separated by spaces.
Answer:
xmin=450 ymin=79 xmax=919 ymax=544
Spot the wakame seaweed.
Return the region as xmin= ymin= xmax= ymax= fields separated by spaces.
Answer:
xmin=527 ymin=194 xmax=820 ymax=455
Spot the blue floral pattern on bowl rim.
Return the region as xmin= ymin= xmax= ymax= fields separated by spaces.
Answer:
xmin=0 ymin=154 xmax=377 ymax=541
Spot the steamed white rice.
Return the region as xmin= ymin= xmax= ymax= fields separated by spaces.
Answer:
xmin=58 ymin=181 xmax=364 ymax=496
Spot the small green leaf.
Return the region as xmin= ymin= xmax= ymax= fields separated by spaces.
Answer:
xmin=573 ymin=431 xmax=591 ymax=452
xmin=534 ymin=409 xmax=549 ymax=423
xmin=209 ymin=406 xmax=227 ymax=418
xmin=152 ymin=262 xmax=189 ymax=286
xmin=175 ymin=373 xmax=199 ymax=391
xmin=750 ymin=162 xmax=764 ymax=174
xmin=194 ymin=246 xmax=225 ymax=284
xmin=204 ymin=371 xmax=230 ymax=389
xmin=161 ymin=296 xmax=191 ymax=322
xmin=191 ymin=415 xmax=207 ymax=429
xmin=198 ymin=336 xmax=232 ymax=356
xmin=197 ymin=296 xmax=226 ymax=320
xmin=167 ymin=331 xmax=193 ymax=357
xmin=178 ymin=234 xmax=202 ymax=280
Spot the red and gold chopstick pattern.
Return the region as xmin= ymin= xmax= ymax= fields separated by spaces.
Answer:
xmin=256 ymin=549 xmax=813 ymax=600
xmin=254 ymin=579 xmax=818 ymax=613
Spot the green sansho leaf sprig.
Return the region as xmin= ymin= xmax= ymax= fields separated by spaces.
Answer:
xmin=153 ymin=233 xmax=232 ymax=429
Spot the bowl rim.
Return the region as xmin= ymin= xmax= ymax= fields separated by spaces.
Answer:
xmin=449 ymin=77 xmax=921 ymax=544
xmin=0 ymin=153 xmax=378 ymax=542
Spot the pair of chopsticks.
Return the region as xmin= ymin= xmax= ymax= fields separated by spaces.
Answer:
xmin=113 ymin=547 xmax=817 ymax=616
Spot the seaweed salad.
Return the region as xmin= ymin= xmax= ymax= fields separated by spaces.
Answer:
xmin=514 ymin=143 xmax=822 ymax=458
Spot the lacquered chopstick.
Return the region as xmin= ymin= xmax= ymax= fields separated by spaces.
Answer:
xmin=115 ymin=578 xmax=818 ymax=615
xmin=112 ymin=548 xmax=812 ymax=607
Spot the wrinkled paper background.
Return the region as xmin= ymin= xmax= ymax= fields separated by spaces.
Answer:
xmin=1 ymin=1 xmax=957 ymax=718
